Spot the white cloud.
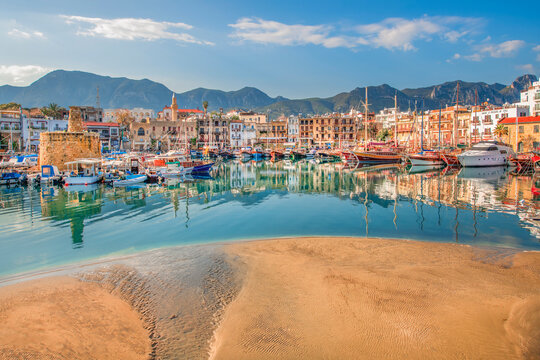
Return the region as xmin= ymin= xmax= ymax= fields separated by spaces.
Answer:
xmin=0 ymin=65 xmax=51 ymax=85
xmin=229 ymin=18 xmax=353 ymax=48
xmin=8 ymin=28 xmax=45 ymax=39
xmin=533 ymin=45 xmax=540 ymax=52
xmin=460 ymin=40 xmax=525 ymax=62
xmin=517 ymin=64 xmax=534 ymax=73
xmin=229 ymin=16 xmax=481 ymax=51
xmin=477 ymin=40 xmax=525 ymax=58
xmin=61 ymin=15 xmax=213 ymax=45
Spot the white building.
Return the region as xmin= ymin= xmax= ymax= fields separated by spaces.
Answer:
xmin=519 ymin=80 xmax=540 ymax=116
xmin=0 ymin=109 xmax=22 ymax=151
xmin=470 ymin=104 xmax=529 ymax=142
xmin=230 ymin=120 xmax=243 ymax=148
xmin=375 ymin=107 xmax=399 ymax=129
xmin=20 ymin=117 xmax=68 ymax=151
xmin=104 ymin=108 xmax=156 ymax=123
xmin=287 ymin=115 xmax=299 ymax=144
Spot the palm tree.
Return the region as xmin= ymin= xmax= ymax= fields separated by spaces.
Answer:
xmin=494 ymin=124 xmax=508 ymax=139
xmin=202 ymin=101 xmax=208 ymax=117
xmin=42 ymin=103 xmax=63 ymax=119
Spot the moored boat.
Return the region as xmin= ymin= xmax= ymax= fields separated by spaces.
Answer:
xmin=64 ymin=159 xmax=102 ymax=186
xmin=113 ymin=174 xmax=148 ymax=186
xmin=457 ymin=141 xmax=515 ymax=167
xmin=441 ymin=153 xmax=461 ymax=167
xmin=408 ymin=152 xmax=445 ymax=166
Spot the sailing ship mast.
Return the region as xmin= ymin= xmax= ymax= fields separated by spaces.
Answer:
xmin=394 ymin=92 xmax=398 ymax=146
xmin=364 ymin=87 xmax=369 ymax=149
xmin=453 ymin=82 xmax=460 ymax=147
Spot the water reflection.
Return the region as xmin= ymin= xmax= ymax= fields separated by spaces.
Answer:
xmin=1 ymin=160 xmax=539 ymax=276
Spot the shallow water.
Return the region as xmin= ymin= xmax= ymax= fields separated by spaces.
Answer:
xmin=1 ymin=160 xmax=540 ymax=276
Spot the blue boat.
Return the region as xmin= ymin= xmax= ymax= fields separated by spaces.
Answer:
xmin=192 ymin=162 xmax=214 ymax=173
xmin=0 ymin=172 xmax=22 ymax=185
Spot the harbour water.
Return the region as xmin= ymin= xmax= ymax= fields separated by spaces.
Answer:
xmin=1 ymin=160 xmax=540 ymax=277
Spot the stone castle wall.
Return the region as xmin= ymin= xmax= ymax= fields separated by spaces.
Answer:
xmin=39 ymin=132 xmax=101 ymax=170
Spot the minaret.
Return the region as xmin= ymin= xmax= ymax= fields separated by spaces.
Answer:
xmin=171 ymin=93 xmax=178 ymax=122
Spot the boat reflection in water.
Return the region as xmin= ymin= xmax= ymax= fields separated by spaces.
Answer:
xmin=1 ymin=160 xmax=540 ymax=276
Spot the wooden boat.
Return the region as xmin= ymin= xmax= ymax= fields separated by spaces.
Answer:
xmin=252 ymin=148 xmax=264 ymax=160
xmin=113 ymin=174 xmax=147 ymax=186
xmin=408 ymin=152 xmax=445 ymax=166
xmin=270 ymin=149 xmax=285 ymax=160
xmin=352 ymin=150 xmax=402 ymax=164
xmin=441 ymin=153 xmax=460 ymax=166
xmin=340 ymin=150 xmax=357 ymax=163
xmin=291 ymin=149 xmax=306 ymax=160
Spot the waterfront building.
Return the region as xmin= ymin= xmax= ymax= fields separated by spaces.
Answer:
xmin=265 ymin=117 xmax=288 ymax=146
xmin=375 ymin=107 xmax=399 ymax=129
xmin=499 ymin=116 xmax=540 ymax=152
xmin=519 ymin=80 xmax=540 ymax=116
xmin=229 ymin=119 xmax=243 ymax=148
xmin=79 ymin=106 xmax=103 ymax=122
xmin=287 ymin=115 xmax=299 ymax=145
xmin=84 ymin=122 xmax=120 ymax=151
xmin=0 ymin=109 xmax=22 ymax=151
xmin=299 ymin=117 xmax=314 ymax=146
xmin=470 ymin=104 xmax=529 ymax=143
xmin=198 ymin=115 xmax=230 ymax=148
xmin=311 ymin=115 xmax=356 ymax=147
xmin=104 ymin=108 xmax=155 ymax=123
xmin=22 ymin=117 xmax=68 ymax=152
xmin=425 ymin=105 xmax=470 ymax=148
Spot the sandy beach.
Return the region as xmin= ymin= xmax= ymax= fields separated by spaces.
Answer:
xmin=0 ymin=237 xmax=539 ymax=359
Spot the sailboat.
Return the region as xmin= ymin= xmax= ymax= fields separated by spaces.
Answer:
xmin=407 ymin=100 xmax=444 ymax=166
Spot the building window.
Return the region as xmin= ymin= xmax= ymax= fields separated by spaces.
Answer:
xmin=519 ymin=125 xmax=524 ymax=134
xmin=518 ymin=142 xmax=524 ymax=152
xmin=535 ymin=125 xmax=539 ymax=133
xmin=137 ymin=127 xmax=145 ymax=136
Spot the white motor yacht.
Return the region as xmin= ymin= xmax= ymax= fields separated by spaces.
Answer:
xmin=457 ymin=141 xmax=515 ymax=167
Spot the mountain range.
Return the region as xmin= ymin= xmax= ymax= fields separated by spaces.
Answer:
xmin=0 ymin=70 xmax=536 ymax=118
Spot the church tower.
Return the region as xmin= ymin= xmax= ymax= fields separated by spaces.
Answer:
xmin=171 ymin=93 xmax=178 ymax=122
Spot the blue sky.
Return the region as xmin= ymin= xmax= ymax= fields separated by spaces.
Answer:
xmin=0 ymin=0 xmax=539 ymax=98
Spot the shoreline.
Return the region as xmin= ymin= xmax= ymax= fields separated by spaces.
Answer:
xmin=0 ymin=236 xmax=539 ymax=359
xmin=1 ymin=235 xmax=537 ymax=286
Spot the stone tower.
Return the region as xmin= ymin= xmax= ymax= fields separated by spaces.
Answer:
xmin=171 ymin=93 xmax=178 ymax=122
xmin=68 ymin=106 xmax=84 ymax=132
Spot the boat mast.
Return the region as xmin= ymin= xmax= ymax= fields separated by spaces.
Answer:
xmin=394 ymin=92 xmax=398 ymax=147
xmin=421 ymin=99 xmax=424 ymax=152
xmin=364 ymin=87 xmax=368 ymax=149
xmin=453 ymin=82 xmax=460 ymax=147
xmin=438 ymin=105 xmax=441 ymax=151
xmin=474 ymin=88 xmax=478 ymax=144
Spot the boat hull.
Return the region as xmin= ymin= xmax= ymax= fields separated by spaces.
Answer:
xmin=441 ymin=154 xmax=460 ymax=166
xmin=192 ymin=163 xmax=214 ymax=173
xmin=408 ymin=155 xmax=444 ymax=166
xmin=352 ymin=151 xmax=401 ymax=163
xmin=64 ymin=176 xmax=100 ymax=185
xmin=457 ymin=154 xmax=508 ymax=167
xmin=113 ymin=175 xmax=147 ymax=186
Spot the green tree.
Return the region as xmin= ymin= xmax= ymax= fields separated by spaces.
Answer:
xmin=377 ymin=128 xmax=392 ymax=141
xmin=202 ymin=101 xmax=208 ymax=118
xmin=494 ymin=124 xmax=508 ymax=139
xmin=0 ymin=102 xmax=21 ymax=110
xmin=41 ymin=103 xmax=64 ymax=119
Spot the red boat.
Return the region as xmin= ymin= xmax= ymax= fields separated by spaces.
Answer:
xmin=352 ymin=150 xmax=402 ymax=164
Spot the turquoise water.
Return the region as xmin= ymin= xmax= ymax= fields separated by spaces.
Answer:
xmin=1 ymin=160 xmax=539 ymax=277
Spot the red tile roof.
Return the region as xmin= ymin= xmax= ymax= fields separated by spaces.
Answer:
xmin=499 ymin=116 xmax=540 ymax=124
xmin=84 ymin=122 xmax=119 ymax=127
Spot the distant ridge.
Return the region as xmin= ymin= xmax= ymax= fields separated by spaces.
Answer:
xmin=0 ymin=70 xmax=536 ymax=117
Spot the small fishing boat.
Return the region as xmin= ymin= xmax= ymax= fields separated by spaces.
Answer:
xmin=192 ymin=162 xmax=214 ymax=173
xmin=64 ymin=159 xmax=102 ymax=186
xmin=158 ymin=162 xmax=187 ymax=178
xmin=252 ymin=148 xmax=264 ymax=160
xmin=113 ymin=174 xmax=148 ymax=186
xmin=0 ymin=172 xmax=23 ymax=185
xmin=40 ymin=165 xmax=62 ymax=184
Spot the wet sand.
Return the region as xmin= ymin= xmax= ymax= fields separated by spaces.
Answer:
xmin=212 ymin=237 xmax=540 ymax=359
xmin=0 ymin=237 xmax=539 ymax=359
xmin=0 ymin=276 xmax=150 ymax=360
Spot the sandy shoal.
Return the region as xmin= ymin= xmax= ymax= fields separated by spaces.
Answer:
xmin=0 ymin=276 xmax=150 ymax=360
xmin=211 ymin=237 xmax=540 ymax=360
